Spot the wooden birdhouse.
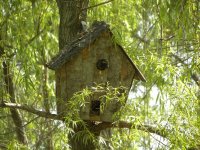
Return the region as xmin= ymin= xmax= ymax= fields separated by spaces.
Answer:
xmin=48 ymin=21 xmax=145 ymax=122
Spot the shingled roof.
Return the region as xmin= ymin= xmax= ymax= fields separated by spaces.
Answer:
xmin=48 ymin=21 xmax=146 ymax=81
xmin=48 ymin=21 xmax=108 ymax=70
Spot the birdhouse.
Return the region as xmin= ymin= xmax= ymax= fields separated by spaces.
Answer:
xmin=48 ymin=21 xmax=145 ymax=122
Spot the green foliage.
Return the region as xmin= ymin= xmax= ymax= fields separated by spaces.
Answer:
xmin=0 ymin=0 xmax=199 ymax=149
xmin=7 ymin=140 xmax=28 ymax=150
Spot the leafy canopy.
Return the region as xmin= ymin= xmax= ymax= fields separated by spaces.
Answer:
xmin=0 ymin=0 xmax=199 ymax=149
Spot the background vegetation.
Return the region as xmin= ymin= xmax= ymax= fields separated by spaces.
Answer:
xmin=0 ymin=0 xmax=199 ymax=149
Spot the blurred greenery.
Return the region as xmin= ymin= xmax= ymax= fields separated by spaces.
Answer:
xmin=0 ymin=0 xmax=199 ymax=149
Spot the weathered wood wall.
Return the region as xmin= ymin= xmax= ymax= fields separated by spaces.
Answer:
xmin=56 ymin=31 xmax=135 ymax=122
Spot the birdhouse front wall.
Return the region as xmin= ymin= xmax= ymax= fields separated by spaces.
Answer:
xmin=56 ymin=31 xmax=136 ymax=122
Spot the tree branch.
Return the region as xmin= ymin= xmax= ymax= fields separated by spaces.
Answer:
xmin=171 ymin=54 xmax=200 ymax=87
xmin=0 ymin=102 xmax=169 ymax=138
xmin=92 ymin=121 xmax=168 ymax=138
xmin=191 ymin=74 xmax=200 ymax=87
xmin=0 ymin=102 xmax=62 ymax=121
xmin=81 ymin=0 xmax=114 ymax=11
xmin=2 ymin=60 xmax=28 ymax=144
xmin=25 ymin=28 xmax=45 ymax=47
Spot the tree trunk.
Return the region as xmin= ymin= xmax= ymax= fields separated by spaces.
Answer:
xmin=42 ymin=58 xmax=54 ymax=150
xmin=2 ymin=62 xmax=28 ymax=145
xmin=0 ymin=31 xmax=27 ymax=145
xmin=68 ymin=121 xmax=100 ymax=150
xmin=56 ymin=0 xmax=88 ymax=50
xmin=56 ymin=1 xmax=100 ymax=149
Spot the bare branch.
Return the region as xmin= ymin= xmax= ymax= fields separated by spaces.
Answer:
xmin=191 ymin=74 xmax=200 ymax=87
xmin=25 ymin=28 xmax=45 ymax=47
xmin=0 ymin=143 xmax=7 ymax=149
xmin=171 ymin=54 xmax=186 ymax=65
xmin=2 ymin=61 xmax=28 ymax=144
xmin=92 ymin=121 xmax=168 ymax=138
xmin=81 ymin=0 xmax=114 ymax=11
xmin=0 ymin=102 xmax=169 ymax=138
xmin=0 ymin=102 xmax=62 ymax=121
xmin=171 ymin=54 xmax=200 ymax=87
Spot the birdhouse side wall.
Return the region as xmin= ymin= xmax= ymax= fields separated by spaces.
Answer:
xmin=55 ymin=51 xmax=85 ymax=116
xmin=100 ymin=43 xmax=136 ymax=122
xmin=55 ymin=31 xmax=136 ymax=121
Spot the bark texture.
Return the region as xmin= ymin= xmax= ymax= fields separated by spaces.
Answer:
xmin=0 ymin=31 xmax=27 ymax=144
xmin=56 ymin=0 xmax=99 ymax=149
xmin=43 ymin=64 xmax=54 ymax=150
xmin=56 ymin=0 xmax=89 ymax=50
xmin=2 ymin=62 xmax=28 ymax=144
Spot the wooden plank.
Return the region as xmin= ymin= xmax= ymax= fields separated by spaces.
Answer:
xmin=107 ymin=44 xmax=121 ymax=87
xmin=90 ymin=34 xmax=120 ymax=122
xmin=61 ymin=52 xmax=84 ymax=120
xmin=82 ymin=46 xmax=95 ymax=87
xmin=56 ymin=71 xmax=61 ymax=114
xmin=120 ymin=50 xmax=135 ymax=89
xmin=57 ymin=64 xmax=67 ymax=115
xmin=66 ymin=53 xmax=83 ymax=99
xmin=93 ymin=34 xmax=111 ymax=85
xmin=86 ymin=34 xmax=113 ymax=121
xmin=80 ymin=46 xmax=95 ymax=120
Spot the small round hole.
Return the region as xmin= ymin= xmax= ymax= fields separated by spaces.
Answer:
xmin=96 ymin=59 xmax=108 ymax=70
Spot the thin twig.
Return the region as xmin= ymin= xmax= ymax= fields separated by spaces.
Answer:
xmin=82 ymin=0 xmax=114 ymax=11
xmin=171 ymin=54 xmax=200 ymax=87
xmin=25 ymin=28 xmax=45 ymax=47
xmin=0 ymin=116 xmax=40 ymax=136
